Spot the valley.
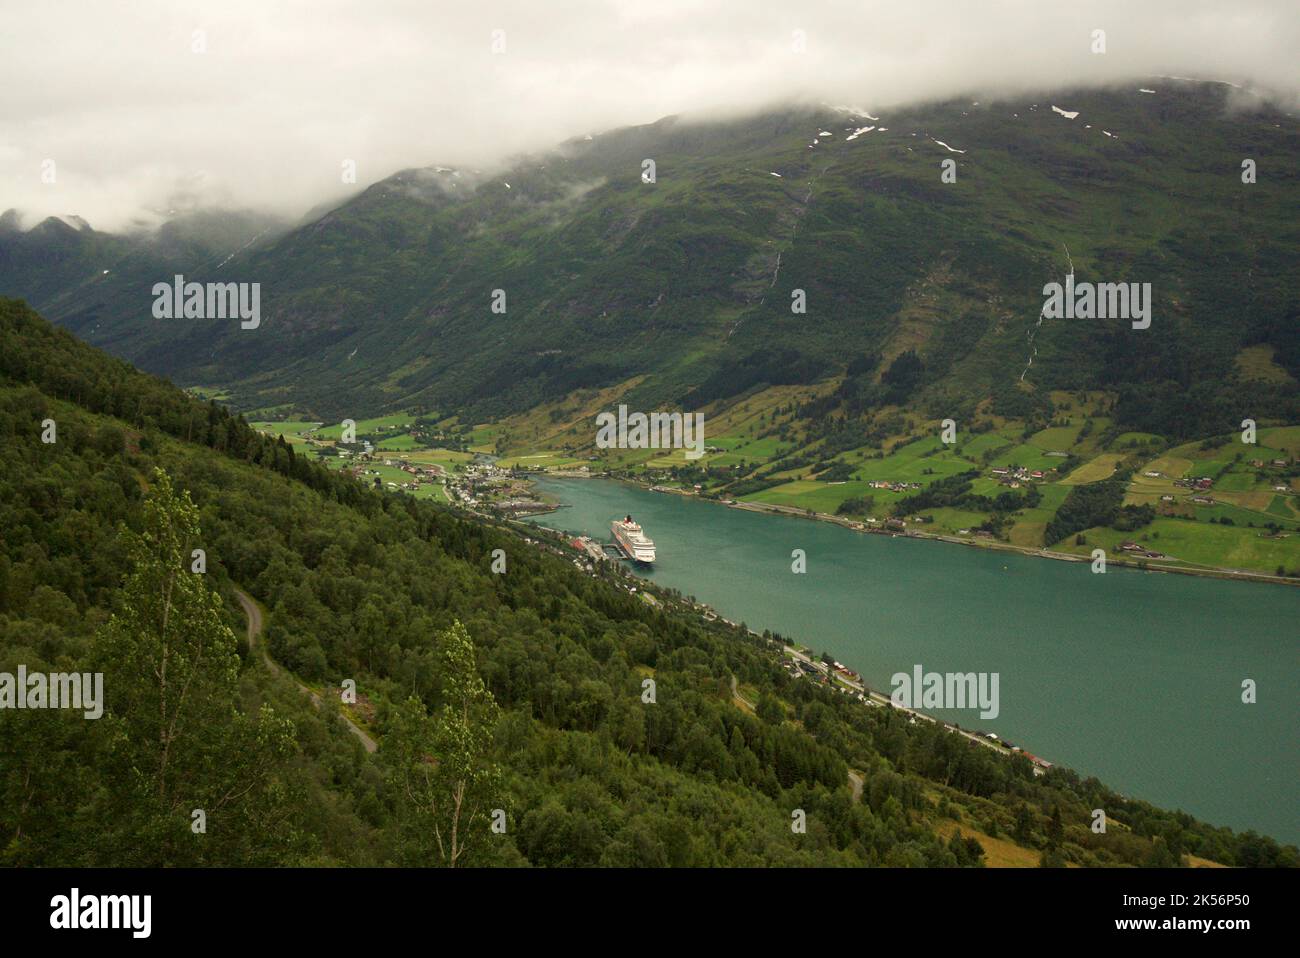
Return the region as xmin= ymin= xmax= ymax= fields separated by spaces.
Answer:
xmin=3 ymin=72 xmax=1296 ymax=877
xmin=248 ymin=385 xmax=1300 ymax=580
xmin=16 ymin=297 xmax=1294 ymax=868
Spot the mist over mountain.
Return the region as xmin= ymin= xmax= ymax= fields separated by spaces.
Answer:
xmin=3 ymin=80 xmax=1295 ymax=447
xmin=3 ymin=2 xmax=1300 ymax=907
xmin=2 ymin=0 xmax=1297 ymax=231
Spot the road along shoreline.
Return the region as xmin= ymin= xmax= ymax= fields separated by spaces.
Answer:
xmin=516 ymin=471 xmax=1299 ymax=588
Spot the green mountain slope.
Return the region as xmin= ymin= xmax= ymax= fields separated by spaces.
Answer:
xmin=0 ymin=208 xmax=286 ymax=372
xmin=4 ymin=298 xmax=1293 ymax=866
xmin=4 ymin=81 xmax=1296 ymax=433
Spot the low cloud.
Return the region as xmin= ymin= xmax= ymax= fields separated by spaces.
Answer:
xmin=2 ymin=0 xmax=1295 ymax=231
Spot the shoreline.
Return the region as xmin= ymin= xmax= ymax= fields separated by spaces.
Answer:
xmin=507 ymin=505 xmax=1055 ymax=775
xmin=520 ymin=470 xmax=1300 ymax=588
xmin=509 ymin=474 xmax=1296 ymax=839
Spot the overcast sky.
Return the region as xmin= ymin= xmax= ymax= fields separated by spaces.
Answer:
xmin=2 ymin=0 xmax=1295 ymax=231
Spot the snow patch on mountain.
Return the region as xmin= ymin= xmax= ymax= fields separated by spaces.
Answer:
xmin=1156 ymin=75 xmax=1242 ymax=89
xmin=831 ymin=105 xmax=879 ymax=121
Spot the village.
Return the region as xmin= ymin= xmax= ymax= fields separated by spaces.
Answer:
xmin=252 ymin=412 xmax=1300 ymax=582
xmin=357 ymin=456 xmax=552 ymax=515
xmin=296 ymin=427 xmax=554 ymax=516
xmin=988 ymin=464 xmax=1049 ymax=487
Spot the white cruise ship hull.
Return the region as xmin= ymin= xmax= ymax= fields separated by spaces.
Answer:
xmin=611 ymin=517 xmax=656 ymax=563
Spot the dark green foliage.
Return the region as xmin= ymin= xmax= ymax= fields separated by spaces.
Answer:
xmin=1 ymin=300 xmax=1294 ymax=868
xmin=685 ymin=349 xmax=823 ymax=408
xmin=881 ymin=350 xmax=925 ymax=405
xmin=835 ymin=495 xmax=875 ymax=517
xmin=1045 ymin=473 xmax=1150 ymax=545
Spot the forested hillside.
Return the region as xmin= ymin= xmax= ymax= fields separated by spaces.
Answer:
xmin=2 ymin=299 xmax=1294 ymax=867
xmin=2 ymin=82 xmax=1295 ymax=441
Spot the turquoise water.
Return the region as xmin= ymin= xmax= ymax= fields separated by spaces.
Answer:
xmin=527 ymin=477 xmax=1299 ymax=845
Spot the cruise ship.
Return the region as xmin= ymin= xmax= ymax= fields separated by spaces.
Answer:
xmin=611 ymin=515 xmax=656 ymax=563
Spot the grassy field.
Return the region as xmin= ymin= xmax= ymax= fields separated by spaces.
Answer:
xmin=1060 ymin=453 xmax=1126 ymax=485
xmin=747 ymin=480 xmax=869 ymax=513
xmin=187 ymin=385 xmax=232 ymax=402
xmin=365 ymin=463 xmax=446 ymax=501
xmin=1009 ymin=483 xmax=1073 ymax=545
xmin=374 ymin=433 xmax=423 ymax=450
xmin=933 ymin=819 xmax=1043 ymax=868
xmin=313 ymin=414 xmax=414 ymax=440
xmin=251 ymin=420 xmax=322 ymax=436
xmin=254 ymin=417 xmax=465 ymax=500
xmin=316 ymin=457 xmax=448 ymax=502
xmin=495 ymin=452 xmax=589 ymax=470
xmin=406 ymin=448 xmax=476 ymax=472
xmin=1057 ymin=519 xmax=1298 ymax=574
xmin=253 ymin=390 xmax=1299 ymax=576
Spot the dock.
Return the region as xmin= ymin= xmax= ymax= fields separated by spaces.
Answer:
xmin=571 ymin=536 xmax=613 ymax=563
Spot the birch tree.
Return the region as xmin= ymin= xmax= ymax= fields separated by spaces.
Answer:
xmin=388 ymin=621 xmax=500 ymax=867
xmin=94 ymin=469 xmax=294 ymax=861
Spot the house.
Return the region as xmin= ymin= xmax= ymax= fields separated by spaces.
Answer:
xmin=1030 ymin=471 xmax=1044 ymax=479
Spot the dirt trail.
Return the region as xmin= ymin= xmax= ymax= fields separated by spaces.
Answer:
xmin=847 ymin=770 xmax=863 ymax=803
xmin=234 ymin=587 xmax=378 ymax=754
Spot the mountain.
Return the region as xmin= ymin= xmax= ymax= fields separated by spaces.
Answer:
xmin=3 ymin=80 xmax=1296 ymax=435
xmin=0 ymin=207 xmax=287 ymax=369
xmin=3 ymin=297 xmax=1294 ymax=866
